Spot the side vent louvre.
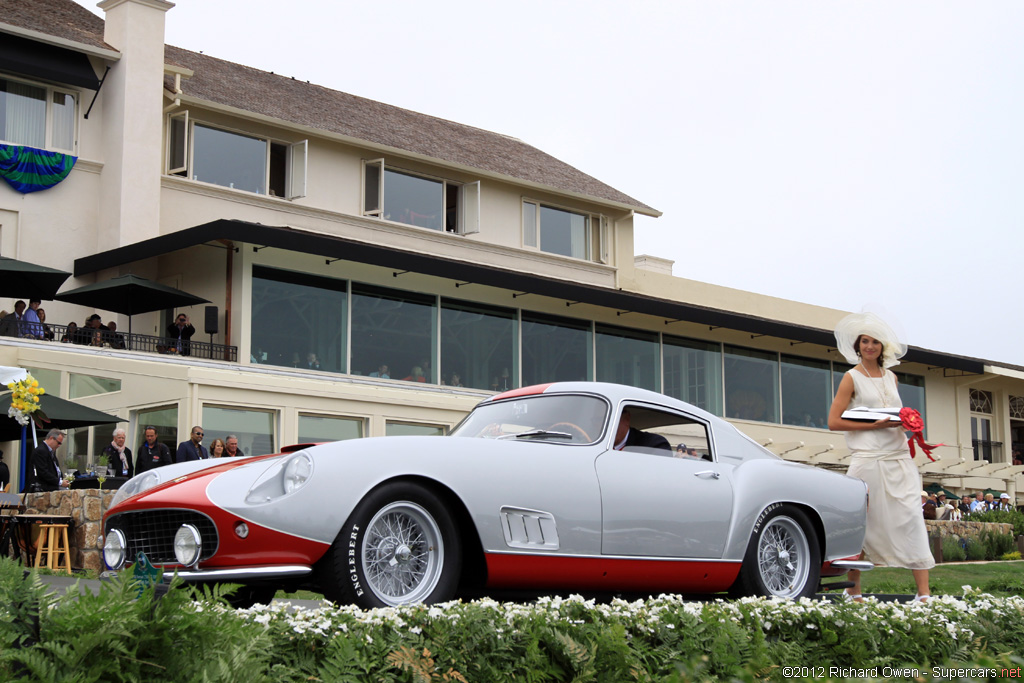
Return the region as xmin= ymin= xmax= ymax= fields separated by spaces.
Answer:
xmin=499 ymin=506 xmax=559 ymax=550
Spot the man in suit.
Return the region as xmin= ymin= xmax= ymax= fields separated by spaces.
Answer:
xmin=0 ymin=450 xmax=10 ymax=491
xmin=26 ymin=429 xmax=65 ymax=492
xmin=176 ymin=425 xmax=209 ymax=462
xmin=136 ymin=426 xmax=173 ymax=472
xmin=614 ymin=409 xmax=671 ymax=452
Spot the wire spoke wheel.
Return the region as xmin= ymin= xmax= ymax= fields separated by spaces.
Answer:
xmin=362 ymin=501 xmax=444 ymax=605
xmin=756 ymin=515 xmax=810 ymax=597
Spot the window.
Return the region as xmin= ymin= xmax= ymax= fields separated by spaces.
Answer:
xmin=298 ymin=414 xmax=364 ymax=443
xmin=65 ymin=426 xmax=92 ymax=473
xmin=724 ymin=346 xmax=779 ymax=423
xmin=832 ymin=362 xmax=854 ymax=396
xmin=385 ymin=422 xmax=445 ymax=437
xmin=522 ymin=200 xmax=606 ymax=261
xmin=363 ymin=159 xmax=479 ymax=234
xmin=167 ymin=113 xmax=306 ymax=198
xmin=202 ymin=405 xmax=276 ymax=457
xmin=595 ymin=324 xmax=659 ymax=392
xmin=969 ymin=389 xmax=993 ymax=414
xmin=351 ymin=284 xmax=437 ymax=383
xmin=894 ymin=372 xmax=925 ymax=416
xmin=69 ymin=373 xmax=121 ymax=399
xmin=781 ymin=356 xmax=830 ymax=428
xmin=521 ymin=312 xmax=591 ymax=387
xmin=0 ymin=76 xmax=75 ymax=151
xmin=135 ymin=405 xmax=179 ymax=456
xmin=23 ymin=367 xmax=62 ymax=397
xmin=440 ymin=298 xmax=517 ymax=391
xmin=969 ymin=388 xmax=997 ymax=462
xmin=663 ymin=337 xmax=722 ymax=416
xmin=251 ymin=267 xmax=347 ymax=373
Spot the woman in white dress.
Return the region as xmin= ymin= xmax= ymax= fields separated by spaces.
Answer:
xmin=827 ymin=312 xmax=934 ymax=602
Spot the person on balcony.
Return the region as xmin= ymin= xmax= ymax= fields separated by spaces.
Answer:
xmin=166 ymin=313 xmax=195 ymax=356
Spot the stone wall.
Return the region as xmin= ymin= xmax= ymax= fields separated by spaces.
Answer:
xmin=23 ymin=490 xmax=115 ymax=572
xmin=924 ymin=519 xmax=1014 ymax=540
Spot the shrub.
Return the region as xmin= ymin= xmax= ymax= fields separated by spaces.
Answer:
xmin=968 ymin=508 xmax=1024 ymax=537
xmin=981 ymin=530 xmax=1016 ymax=560
xmin=1001 ymin=550 xmax=1022 ymax=561
xmin=942 ymin=535 xmax=966 ymax=562
xmin=965 ymin=537 xmax=987 ymax=561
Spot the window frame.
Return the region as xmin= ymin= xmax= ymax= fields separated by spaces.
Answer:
xmin=0 ymin=73 xmax=78 ymax=152
xmin=521 ymin=198 xmax=603 ymax=261
xmin=165 ymin=111 xmax=307 ymax=199
xmin=361 ymin=159 xmax=479 ymax=234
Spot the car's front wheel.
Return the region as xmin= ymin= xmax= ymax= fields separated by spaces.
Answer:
xmin=732 ymin=504 xmax=820 ymax=599
xmin=319 ymin=482 xmax=461 ymax=608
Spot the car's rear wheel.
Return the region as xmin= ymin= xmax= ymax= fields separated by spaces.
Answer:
xmin=732 ymin=504 xmax=820 ymax=599
xmin=320 ymin=482 xmax=461 ymax=608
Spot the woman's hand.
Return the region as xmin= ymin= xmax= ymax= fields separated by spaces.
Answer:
xmin=872 ymin=417 xmax=901 ymax=429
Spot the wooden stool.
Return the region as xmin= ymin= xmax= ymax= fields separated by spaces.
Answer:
xmin=34 ymin=523 xmax=71 ymax=574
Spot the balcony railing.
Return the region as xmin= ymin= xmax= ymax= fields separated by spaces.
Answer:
xmin=972 ymin=439 xmax=1002 ymax=463
xmin=10 ymin=323 xmax=237 ymax=362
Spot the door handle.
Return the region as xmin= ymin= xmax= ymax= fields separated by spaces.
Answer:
xmin=694 ymin=470 xmax=720 ymax=479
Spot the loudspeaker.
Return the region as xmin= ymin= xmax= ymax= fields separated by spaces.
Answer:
xmin=204 ymin=306 xmax=219 ymax=335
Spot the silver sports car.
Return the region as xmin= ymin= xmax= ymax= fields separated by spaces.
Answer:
xmin=103 ymin=382 xmax=870 ymax=607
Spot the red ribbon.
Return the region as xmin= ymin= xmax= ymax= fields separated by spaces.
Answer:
xmin=899 ymin=407 xmax=943 ymax=461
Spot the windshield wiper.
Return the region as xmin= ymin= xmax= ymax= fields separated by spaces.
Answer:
xmin=498 ymin=429 xmax=573 ymax=440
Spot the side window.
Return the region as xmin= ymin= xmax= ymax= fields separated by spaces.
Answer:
xmin=362 ymin=159 xmax=478 ymax=234
xmin=617 ymin=405 xmax=713 ymax=462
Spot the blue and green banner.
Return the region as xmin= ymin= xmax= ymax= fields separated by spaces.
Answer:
xmin=0 ymin=143 xmax=77 ymax=194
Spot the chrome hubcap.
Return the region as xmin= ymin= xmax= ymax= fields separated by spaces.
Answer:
xmin=362 ymin=501 xmax=443 ymax=605
xmin=757 ymin=515 xmax=810 ymax=598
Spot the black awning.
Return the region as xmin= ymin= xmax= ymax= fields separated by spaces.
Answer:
xmin=0 ymin=33 xmax=102 ymax=90
xmin=73 ymin=218 xmax=987 ymax=374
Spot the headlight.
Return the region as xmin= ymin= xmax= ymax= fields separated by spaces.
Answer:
xmin=173 ymin=524 xmax=202 ymax=567
xmin=110 ymin=471 xmax=162 ymax=508
xmin=245 ymin=451 xmax=314 ymax=504
xmin=103 ymin=529 xmax=127 ymax=570
xmin=283 ymin=453 xmax=313 ymax=493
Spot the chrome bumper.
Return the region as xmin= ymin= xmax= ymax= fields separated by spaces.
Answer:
xmin=165 ymin=564 xmax=313 ymax=583
xmin=828 ymin=560 xmax=874 ymax=572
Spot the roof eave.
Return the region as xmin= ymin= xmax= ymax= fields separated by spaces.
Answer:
xmin=0 ymin=22 xmax=120 ymax=61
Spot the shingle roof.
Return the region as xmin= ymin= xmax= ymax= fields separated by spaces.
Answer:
xmin=162 ymin=46 xmax=656 ymax=214
xmin=0 ymin=0 xmax=110 ymax=51
xmin=1 ymin=0 xmax=657 ymax=214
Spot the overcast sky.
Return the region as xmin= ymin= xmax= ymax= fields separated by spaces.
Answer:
xmin=76 ymin=1 xmax=1024 ymax=366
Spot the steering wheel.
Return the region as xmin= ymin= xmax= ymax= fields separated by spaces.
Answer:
xmin=548 ymin=422 xmax=592 ymax=443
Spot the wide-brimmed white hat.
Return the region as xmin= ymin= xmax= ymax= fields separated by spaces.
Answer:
xmin=833 ymin=311 xmax=907 ymax=368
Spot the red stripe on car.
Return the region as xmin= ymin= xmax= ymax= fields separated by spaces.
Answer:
xmin=485 ymin=553 xmax=741 ymax=593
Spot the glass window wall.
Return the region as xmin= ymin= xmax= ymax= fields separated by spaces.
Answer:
xmin=351 ymin=284 xmax=437 ymax=383
xmin=386 ymin=422 xmax=445 ymax=437
xmin=251 ymin=266 xmax=347 ymax=373
xmin=596 ymin=324 xmax=659 ymax=392
xmin=521 ymin=312 xmax=591 ymax=387
xmin=663 ymin=337 xmax=722 ymax=415
xmin=298 ymin=414 xmax=364 ymax=443
xmin=440 ymin=298 xmax=516 ymax=391
xmin=781 ymin=356 xmax=830 ymax=428
xmin=724 ymin=346 xmax=779 ymax=423
xmin=136 ymin=405 xmax=179 ymax=455
xmin=202 ymin=405 xmax=276 ymax=457
xmin=69 ymin=373 xmax=122 ymax=399
xmin=895 ymin=372 xmax=925 ymax=415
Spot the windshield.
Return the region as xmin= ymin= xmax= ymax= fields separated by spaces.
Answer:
xmin=451 ymin=394 xmax=609 ymax=445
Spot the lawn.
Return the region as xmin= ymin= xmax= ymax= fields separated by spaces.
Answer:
xmin=858 ymin=560 xmax=1024 ymax=597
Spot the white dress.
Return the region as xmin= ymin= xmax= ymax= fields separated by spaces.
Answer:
xmin=844 ymin=369 xmax=935 ymax=570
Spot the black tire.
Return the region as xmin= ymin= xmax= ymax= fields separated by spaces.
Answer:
xmin=319 ymin=482 xmax=461 ymax=608
xmin=731 ymin=504 xmax=820 ymax=599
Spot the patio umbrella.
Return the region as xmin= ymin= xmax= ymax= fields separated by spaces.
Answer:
xmin=0 ymin=256 xmax=71 ymax=300
xmin=55 ymin=274 xmax=209 ymax=338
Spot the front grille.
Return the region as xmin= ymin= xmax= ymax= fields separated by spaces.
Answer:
xmin=106 ymin=509 xmax=219 ymax=565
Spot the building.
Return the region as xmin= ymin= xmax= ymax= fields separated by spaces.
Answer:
xmin=2 ymin=0 xmax=1022 ymax=502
